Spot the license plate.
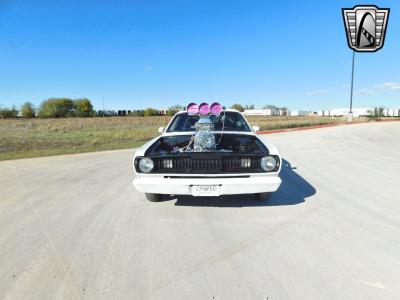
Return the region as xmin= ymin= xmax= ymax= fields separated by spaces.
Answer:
xmin=191 ymin=185 xmax=221 ymax=196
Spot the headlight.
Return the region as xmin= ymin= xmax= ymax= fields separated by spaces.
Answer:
xmin=138 ymin=157 xmax=154 ymax=173
xmin=260 ymin=156 xmax=277 ymax=171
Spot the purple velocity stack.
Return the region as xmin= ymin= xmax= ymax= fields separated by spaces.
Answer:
xmin=198 ymin=103 xmax=210 ymax=115
xmin=187 ymin=103 xmax=198 ymax=115
xmin=210 ymin=102 xmax=222 ymax=115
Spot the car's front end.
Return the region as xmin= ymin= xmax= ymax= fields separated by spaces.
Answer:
xmin=132 ymin=104 xmax=282 ymax=201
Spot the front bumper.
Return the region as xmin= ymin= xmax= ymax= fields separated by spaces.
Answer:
xmin=133 ymin=174 xmax=281 ymax=196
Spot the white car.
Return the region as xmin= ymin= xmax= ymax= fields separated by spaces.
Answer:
xmin=133 ymin=108 xmax=282 ymax=202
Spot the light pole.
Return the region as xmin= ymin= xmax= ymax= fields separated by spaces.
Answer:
xmin=348 ymin=51 xmax=355 ymax=122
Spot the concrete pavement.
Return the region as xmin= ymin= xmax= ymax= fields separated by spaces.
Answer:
xmin=0 ymin=122 xmax=399 ymax=300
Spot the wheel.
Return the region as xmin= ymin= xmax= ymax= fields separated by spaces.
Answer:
xmin=145 ymin=193 xmax=165 ymax=202
xmin=256 ymin=192 xmax=271 ymax=201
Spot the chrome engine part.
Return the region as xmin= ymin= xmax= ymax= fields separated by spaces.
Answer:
xmin=193 ymin=116 xmax=216 ymax=152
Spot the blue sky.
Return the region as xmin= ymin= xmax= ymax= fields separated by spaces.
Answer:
xmin=0 ymin=0 xmax=399 ymax=111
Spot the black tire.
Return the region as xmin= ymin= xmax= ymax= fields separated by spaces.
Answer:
xmin=256 ymin=192 xmax=271 ymax=201
xmin=145 ymin=193 xmax=164 ymax=202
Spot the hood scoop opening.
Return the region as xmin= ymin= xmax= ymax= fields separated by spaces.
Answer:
xmin=145 ymin=134 xmax=267 ymax=156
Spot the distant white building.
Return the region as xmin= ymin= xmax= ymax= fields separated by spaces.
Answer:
xmin=290 ymin=110 xmax=311 ymax=116
xmin=243 ymin=109 xmax=278 ymax=116
xmin=383 ymin=108 xmax=400 ymax=117
xmin=159 ymin=108 xmax=169 ymax=115
xmin=244 ymin=108 xmax=290 ymax=116
xmin=242 ymin=107 xmax=398 ymax=118
xmin=329 ymin=108 xmax=371 ymax=117
xmin=278 ymin=108 xmax=289 ymax=116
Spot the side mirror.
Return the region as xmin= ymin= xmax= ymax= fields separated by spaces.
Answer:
xmin=158 ymin=127 xmax=165 ymax=134
xmin=252 ymin=125 xmax=260 ymax=133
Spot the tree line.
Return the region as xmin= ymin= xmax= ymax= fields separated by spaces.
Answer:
xmin=0 ymin=98 xmax=94 ymax=119
xmin=0 ymin=99 xmax=288 ymax=119
xmin=0 ymin=99 xmax=185 ymax=119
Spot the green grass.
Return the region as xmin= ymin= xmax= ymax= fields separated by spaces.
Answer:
xmin=0 ymin=115 xmax=379 ymax=160
xmin=0 ymin=117 xmax=169 ymax=160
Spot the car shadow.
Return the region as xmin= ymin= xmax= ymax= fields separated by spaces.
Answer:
xmin=172 ymin=159 xmax=316 ymax=207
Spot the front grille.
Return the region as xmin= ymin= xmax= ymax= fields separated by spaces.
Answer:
xmin=151 ymin=155 xmax=266 ymax=174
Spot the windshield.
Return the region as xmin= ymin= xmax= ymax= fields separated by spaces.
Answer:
xmin=166 ymin=111 xmax=251 ymax=132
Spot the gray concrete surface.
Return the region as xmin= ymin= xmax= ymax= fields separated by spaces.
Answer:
xmin=0 ymin=122 xmax=400 ymax=300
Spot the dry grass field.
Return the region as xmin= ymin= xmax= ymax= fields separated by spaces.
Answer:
xmin=0 ymin=115 xmax=361 ymax=160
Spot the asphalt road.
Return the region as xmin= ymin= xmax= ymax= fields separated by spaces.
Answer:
xmin=1 ymin=122 xmax=400 ymax=300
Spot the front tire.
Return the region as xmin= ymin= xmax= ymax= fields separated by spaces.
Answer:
xmin=145 ymin=193 xmax=165 ymax=202
xmin=256 ymin=192 xmax=271 ymax=201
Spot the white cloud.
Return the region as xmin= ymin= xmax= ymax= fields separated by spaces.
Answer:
xmin=374 ymin=82 xmax=400 ymax=90
xmin=356 ymin=81 xmax=400 ymax=96
xmin=356 ymin=88 xmax=374 ymax=96
xmin=306 ymin=90 xmax=328 ymax=96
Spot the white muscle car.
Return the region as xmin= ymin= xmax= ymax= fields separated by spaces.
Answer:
xmin=133 ymin=106 xmax=282 ymax=202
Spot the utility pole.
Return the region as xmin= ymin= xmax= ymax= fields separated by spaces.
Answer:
xmin=348 ymin=51 xmax=355 ymax=122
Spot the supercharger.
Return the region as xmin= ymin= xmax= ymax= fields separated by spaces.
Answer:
xmin=193 ymin=116 xmax=216 ymax=152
